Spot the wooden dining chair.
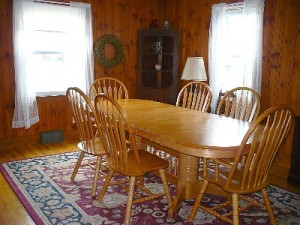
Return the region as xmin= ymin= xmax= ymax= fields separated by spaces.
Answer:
xmin=66 ymin=87 xmax=107 ymax=197
xmin=94 ymin=94 xmax=172 ymax=225
xmin=176 ymin=81 xmax=212 ymax=112
xmin=212 ymin=87 xmax=261 ymax=168
xmin=89 ymin=77 xmax=129 ymax=100
xmin=189 ymin=105 xmax=294 ymax=225
xmin=216 ymin=86 xmax=261 ymax=122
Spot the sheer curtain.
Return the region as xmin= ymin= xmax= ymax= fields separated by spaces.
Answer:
xmin=13 ymin=0 xmax=38 ymax=129
xmin=69 ymin=2 xmax=94 ymax=93
xmin=208 ymin=0 xmax=265 ymax=113
xmin=12 ymin=0 xmax=94 ymax=129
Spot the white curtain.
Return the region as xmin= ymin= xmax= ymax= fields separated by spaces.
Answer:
xmin=208 ymin=3 xmax=227 ymax=114
xmin=208 ymin=0 xmax=265 ymax=113
xmin=69 ymin=2 xmax=94 ymax=93
xmin=13 ymin=0 xmax=38 ymax=129
xmin=12 ymin=0 xmax=94 ymax=129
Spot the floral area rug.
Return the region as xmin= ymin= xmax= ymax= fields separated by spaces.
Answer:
xmin=1 ymin=152 xmax=300 ymax=225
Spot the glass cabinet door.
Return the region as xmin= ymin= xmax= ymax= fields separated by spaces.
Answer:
xmin=137 ymin=29 xmax=179 ymax=104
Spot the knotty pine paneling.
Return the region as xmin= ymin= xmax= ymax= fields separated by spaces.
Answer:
xmin=0 ymin=0 xmax=300 ymax=182
xmin=165 ymin=0 xmax=300 ymax=180
xmin=263 ymin=0 xmax=300 ymax=179
xmin=93 ymin=0 xmax=165 ymax=92
xmin=0 ymin=0 xmax=166 ymax=140
xmin=164 ymin=0 xmax=239 ymax=86
xmin=165 ymin=0 xmax=300 ymax=114
xmin=0 ymin=0 xmax=15 ymax=139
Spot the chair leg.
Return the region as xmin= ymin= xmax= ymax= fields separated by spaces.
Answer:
xmin=232 ymin=193 xmax=239 ymax=225
xmin=261 ymin=188 xmax=277 ymax=225
xmin=91 ymin=156 xmax=102 ymax=198
xmin=159 ymin=169 xmax=172 ymax=206
xmin=168 ymin=185 xmax=185 ymax=218
xmin=188 ymin=179 xmax=208 ymax=222
xmin=138 ymin=177 xmax=145 ymax=188
xmin=97 ymin=169 xmax=114 ymax=202
xmin=70 ymin=151 xmax=85 ymax=181
xmin=125 ymin=176 xmax=136 ymax=225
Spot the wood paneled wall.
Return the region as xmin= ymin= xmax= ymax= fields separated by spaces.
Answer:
xmin=0 ymin=0 xmax=299 ymax=179
xmin=164 ymin=0 xmax=300 ymax=178
xmin=0 ymin=0 xmax=166 ymax=139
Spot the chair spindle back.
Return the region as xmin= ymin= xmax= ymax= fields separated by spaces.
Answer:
xmin=94 ymin=94 xmax=141 ymax=173
xmin=176 ymin=81 xmax=212 ymax=112
xmin=217 ymin=87 xmax=261 ymax=122
xmin=66 ymin=87 xmax=101 ymax=155
xmin=227 ymin=105 xmax=294 ymax=191
xmin=89 ymin=77 xmax=129 ymax=100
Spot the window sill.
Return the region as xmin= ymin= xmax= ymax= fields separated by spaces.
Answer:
xmin=36 ymin=92 xmax=66 ymax=97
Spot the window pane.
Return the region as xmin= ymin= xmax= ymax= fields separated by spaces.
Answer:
xmin=31 ymin=2 xmax=88 ymax=96
xmin=34 ymin=3 xmax=70 ymax=32
xmin=222 ymin=14 xmax=244 ymax=90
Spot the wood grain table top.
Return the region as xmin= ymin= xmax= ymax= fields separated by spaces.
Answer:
xmin=118 ymin=99 xmax=250 ymax=158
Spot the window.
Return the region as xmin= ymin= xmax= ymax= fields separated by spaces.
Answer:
xmin=208 ymin=0 xmax=264 ymax=113
xmin=32 ymin=3 xmax=86 ymax=96
xmin=13 ymin=0 xmax=93 ymax=128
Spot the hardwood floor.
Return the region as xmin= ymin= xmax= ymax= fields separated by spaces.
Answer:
xmin=0 ymin=138 xmax=79 ymax=225
xmin=0 ymin=138 xmax=300 ymax=224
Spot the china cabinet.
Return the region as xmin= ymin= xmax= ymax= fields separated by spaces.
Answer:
xmin=137 ymin=29 xmax=179 ymax=104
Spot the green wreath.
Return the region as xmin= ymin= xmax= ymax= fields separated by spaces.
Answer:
xmin=94 ymin=35 xmax=125 ymax=69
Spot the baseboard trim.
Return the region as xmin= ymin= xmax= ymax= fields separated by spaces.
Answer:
xmin=0 ymin=130 xmax=79 ymax=148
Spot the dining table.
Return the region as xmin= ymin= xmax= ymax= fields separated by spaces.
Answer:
xmin=117 ymin=99 xmax=251 ymax=217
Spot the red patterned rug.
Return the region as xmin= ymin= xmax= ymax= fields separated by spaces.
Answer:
xmin=1 ymin=152 xmax=299 ymax=225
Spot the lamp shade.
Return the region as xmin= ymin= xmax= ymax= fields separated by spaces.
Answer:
xmin=181 ymin=57 xmax=207 ymax=81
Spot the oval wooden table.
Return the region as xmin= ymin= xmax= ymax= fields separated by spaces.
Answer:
xmin=117 ymin=99 xmax=251 ymax=217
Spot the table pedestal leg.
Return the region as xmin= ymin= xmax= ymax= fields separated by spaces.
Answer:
xmin=168 ymin=154 xmax=199 ymax=217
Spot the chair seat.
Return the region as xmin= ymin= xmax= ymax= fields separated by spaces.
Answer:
xmin=77 ymin=137 xmax=106 ymax=155
xmin=200 ymin=164 xmax=269 ymax=194
xmin=107 ymin=150 xmax=169 ymax=177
